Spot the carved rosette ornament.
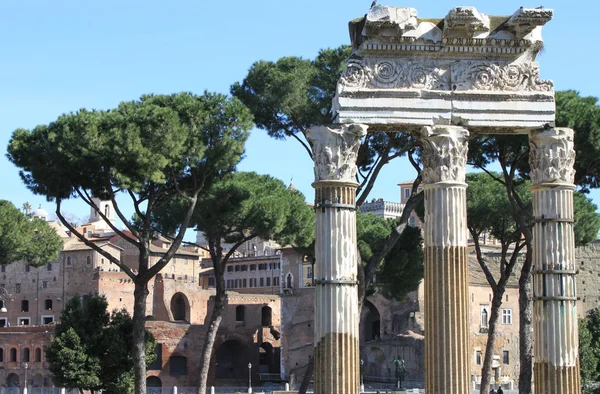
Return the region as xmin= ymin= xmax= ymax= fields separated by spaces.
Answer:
xmin=529 ymin=128 xmax=576 ymax=185
xmin=420 ymin=126 xmax=469 ymax=184
xmin=305 ymin=124 xmax=368 ymax=183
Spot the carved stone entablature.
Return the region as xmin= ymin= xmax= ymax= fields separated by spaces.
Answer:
xmin=444 ymin=7 xmax=490 ymax=35
xmin=364 ymin=6 xmax=418 ymax=37
xmin=338 ymin=59 xmax=553 ymax=92
xmin=306 ymin=124 xmax=368 ymax=183
xmin=420 ymin=126 xmax=469 ymax=184
xmin=507 ymin=7 xmax=553 ymax=39
xmin=529 ymin=128 xmax=575 ymax=185
xmin=350 ymin=5 xmax=553 ymax=57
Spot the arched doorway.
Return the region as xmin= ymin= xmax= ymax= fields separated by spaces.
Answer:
xmin=6 ymin=373 xmax=19 ymax=387
xmin=170 ymin=292 xmax=189 ymax=321
xmin=33 ymin=373 xmax=43 ymax=387
xmin=365 ymin=347 xmax=386 ymax=377
xmin=259 ymin=342 xmax=274 ymax=374
xmin=361 ymin=301 xmax=381 ymax=342
xmin=147 ymin=376 xmax=162 ymax=394
xmin=215 ymin=340 xmax=250 ymax=379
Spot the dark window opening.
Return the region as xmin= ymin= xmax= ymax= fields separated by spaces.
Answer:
xmin=148 ymin=344 xmax=162 ymax=370
xmin=261 ymin=306 xmax=272 ymax=327
xmin=169 ymin=356 xmax=187 ymax=376
xmin=35 ymin=348 xmax=42 ymax=362
xmin=21 ymin=300 xmax=29 ymax=312
xmin=236 ymin=305 xmax=245 ymax=323
xmin=45 ymin=299 xmax=53 ymax=310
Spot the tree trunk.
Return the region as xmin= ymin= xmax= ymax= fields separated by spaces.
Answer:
xmin=480 ymin=290 xmax=505 ymax=394
xmin=298 ymin=356 xmax=314 ymax=394
xmin=196 ymin=288 xmax=226 ymax=394
xmin=133 ymin=280 xmax=149 ymax=394
xmin=518 ymin=249 xmax=533 ymax=394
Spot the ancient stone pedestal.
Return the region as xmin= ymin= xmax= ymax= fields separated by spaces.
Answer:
xmin=530 ymin=128 xmax=581 ymax=394
xmin=306 ymin=124 xmax=367 ymax=394
xmin=420 ymin=126 xmax=470 ymax=394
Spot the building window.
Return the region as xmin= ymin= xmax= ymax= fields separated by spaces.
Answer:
xmin=480 ymin=305 xmax=489 ymax=329
xmin=259 ymin=264 xmax=266 ymax=271
xmin=42 ymin=316 xmax=54 ymax=325
xmin=21 ymin=300 xmax=29 ymax=312
xmin=45 ymin=299 xmax=53 ymax=310
xmin=274 ymin=277 xmax=279 ymax=286
xmin=409 ymin=217 xmax=416 ymax=227
xmin=15 ymin=283 xmax=21 ymax=293
xmin=148 ymin=344 xmax=162 ymax=370
xmin=25 ymin=265 xmax=30 ymax=272
xmin=266 ymin=277 xmax=271 ymax=287
xmin=208 ymin=277 xmax=215 ymax=287
xmin=86 ymin=256 xmax=91 ymax=265
xmin=259 ymin=278 xmax=264 ymax=287
xmin=476 ymin=350 xmax=482 ymax=365
xmin=503 ymin=350 xmax=510 ymax=364
xmin=10 ymin=348 xmax=17 ymax=362
xmin=250 ymin=264 xmax=256 ymax=271
xmin=19 ymin=317 xmax=30 ymax=326
xmin=242 ymin=278 xmax=247 ymax=288
xmin=66 ymin=256 xmax=72 ymax=265
xmin=35 ymin=348 xmax=42 ymax=362
xmin=404 ymin=188 xmax=410 ymax=198
xmin=262 ymin=306 xmax=272 ymax=327
xmin=169 ymin=356 xmax=187 ymax=376
xmin=1 ymin=265 xmax=5 ymax=272
xmin=227 ymin=266 xmax=233 ymax=272
xmin=235 ymin=265 xmax=240 ymax=272
xmin=42 ymin=281 xmax=48 ymax=289
xmin=22 ymin=348 xmax=30 ymax=362
xmin=47 ymin=263 xmax=52 ymax=271
xmin=241 ymin=265 xmax=248 ymax=272
xmin=502 ymin=309 xmax=512 ymax=325
xmin=0 ymin=318 xmax=7 ymax=327
xmin=0 ymin=348 xmax=3 ymax=362
xmin=236 ymin=305 xmax=245 ymax=323
xmin=286 ymin=273 xmax=293 ymax=289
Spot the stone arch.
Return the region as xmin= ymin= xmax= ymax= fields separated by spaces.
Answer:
xmin=365 ymin=346 xmax=386 ymax=377
xmin=35 ymin=347 xmax=42 ymax=362
xmin=261 ymin=305 xmax=272 ymax=327
xmin=215 ymin=339 xmax=250 ymax=379
xmin=259 ymin=342 xmax=275 ymax=374
xmin=33 ymin=373 xmax=43 ymax=387
xmin=6 ymin=373 xmax=19 ymax=387
xmin=361 ymin=300 xmax=381 ymax=342
xmin=170 ymin=292 xmax=189 ymax=322
xmin=285 ymin=272 xmax=293 ymax=289
xmin=147 ymin=375 xmax=162 ymax=387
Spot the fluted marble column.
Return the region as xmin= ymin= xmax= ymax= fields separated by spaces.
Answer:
xmin=306 ymin=124 xmax=367 ymax=394
xmin=530 ymin=128 xmax=580 ymax=394
xmin=420 ymin=126 xmax=470 ymax=394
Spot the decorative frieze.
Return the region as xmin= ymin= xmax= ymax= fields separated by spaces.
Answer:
xmin=339 ymin=59 xmax=552 ymax=92
xmin=529 ymin=128 xmax=576 ymax=185
xmin=420 ymin=126 xmax=469 ymax=184
xmin=305 ymin=124 xmax=368 ymax=183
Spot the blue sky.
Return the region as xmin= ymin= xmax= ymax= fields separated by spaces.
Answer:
xmin=1 ymin=0 xmax=599 ymax=240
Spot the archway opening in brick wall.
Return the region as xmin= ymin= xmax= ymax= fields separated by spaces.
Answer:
xmin=259 ymin=342 xmax=275 ymax=374
xmin=261 ymin=306 xmax=272 ymax=327
xmin=361 ymin=300 xmax=381 ymax=342
xmin=6 ymin=373 xmax=19 ymax=387
xmin=34 ymin=347 xmax=41 ymax=362
xmin=215 ymin=339 xmax=250 ymax=380
xmin=32 ymin=373 xmax=43 ymax=388
xmin=9 ymin=347 xmax=16 ymax=362
xmin=147 ymin=376 xmax=162 ymax=388
xmin=170 ymin=292 xmax=189 ymax=322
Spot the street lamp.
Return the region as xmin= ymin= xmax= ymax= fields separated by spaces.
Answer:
xmin=24 ymin=362 xmax=29 ymax=393
xmin=0 ymin=287 xmax=9 ymax=313
xmin=248 ymin=362 xmax=252 ymax=394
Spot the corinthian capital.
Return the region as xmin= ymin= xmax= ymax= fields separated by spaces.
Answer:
xmin=420 ymin=126 xmax=469 ymax=184
xmin=529 ymin=127 xmax=575 ymax=185
xmin=306 ymin=124 xmax=368 ymax=183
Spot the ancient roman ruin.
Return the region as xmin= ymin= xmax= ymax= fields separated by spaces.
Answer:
xmin=308 ymin=4 xmax=579 ymax=394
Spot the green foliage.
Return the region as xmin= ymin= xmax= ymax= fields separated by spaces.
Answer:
xmin=574 ymin=193 xmax=600 ymax=247
xmin=357 ymin=213 xmax=424 ymax=300
xmin=46 ymin=294 xmax=155 ymax=393
xmin=46 ymin=328 xmax=102 ymax=391
xmin=556 ymin=90 xmax=600 ymax=191
xmin=0 ymin=200 xmax=62 ymax=266
xmin=581 ymin=309 xmax=600 ymax=393
xmin=466 ymin=172 xmax=530 ymax=244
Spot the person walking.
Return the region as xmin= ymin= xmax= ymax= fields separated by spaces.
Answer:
xmin=497 ymin=386 xmax=504 ymax=394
